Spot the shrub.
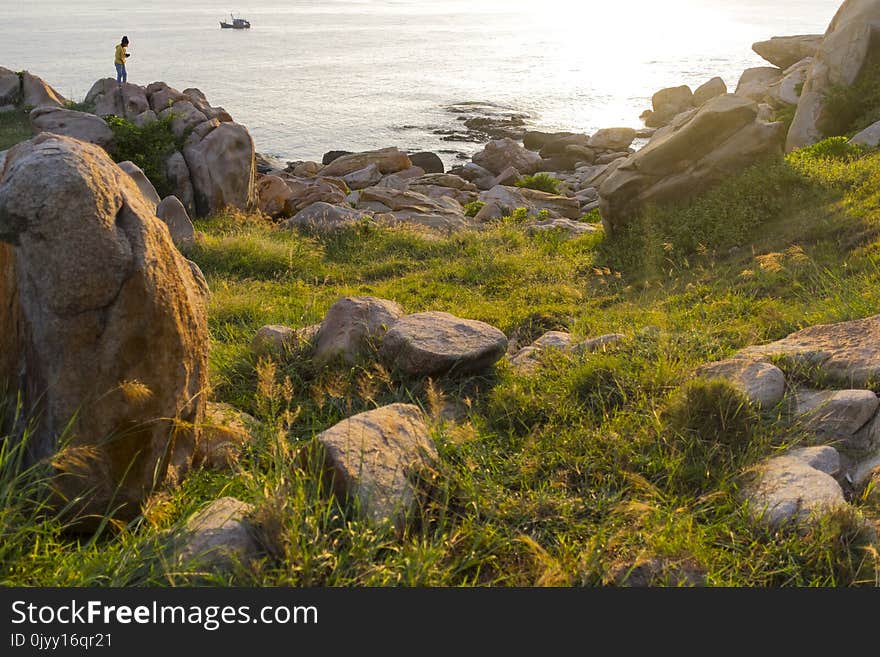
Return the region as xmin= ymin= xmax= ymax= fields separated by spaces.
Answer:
xmin=515 ymin=173 xmax=560 ymax=195
xmin=789 ymin=136 xmax=867 ymax=162
xmin=106 ymin=115 xmax=180 ymax=198
xmin=463 ymin=200 xmax=485 ymax=218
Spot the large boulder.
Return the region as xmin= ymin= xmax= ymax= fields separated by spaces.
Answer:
xmin=738 ymin=314 xmax=880 ymax=387
xmin=20 ymin=71 xmax=66 ymax=108
xmin=692 ymin=77 xmax=728 ymax=106
xmin=599 ymin=95 xmax=786 ymax=234
xmin=182 ymin=121 xmax=256 ymax=216
xmin=787 ymin=0 xmax=880 ymax=151
xmin=316 ymin=404 xmax=438 ymax=530
xmin=752 ymin=34 xmax=823 ymax=69
xmin=159 ymin=101 xmax=209 ymax=139
xmin=379 ymin=311 xmax=508 ymax=377
xmin=320 ymin=147 xmax=412 ymax=178
xmin=165 ymin=150 xmax=195 ymax=216
xmin=342 ymin=162 xmax=383 ymax=190
xmin=588 ymin=128 xmax=636 ymax=152
xmin=146 ymin=81 xmax=186 ymax=113
xmin=765 ymin=58 xmax=812 ymax=107
xmin=792 ymin=388 xmax=879 ymax=441
xmin=314 ymin=297 xmax=405 ymax=365
xmin=408 ymin=151 xmax=444 ymax=174
xmin=734 ymin=67 xmax=784 ymax=103
xmin=283 ymin=176 xmax=349 ymax=214
xmin=156 ymin=195 xmax=195 ymax=245
xmin=283 ymin=201 xmax=370 ymax=232
xmin=85 ymin=79 xmax=150 ymax=118
xmin=0 ymin=67 xmax=21 ymax=106
xmin=117 ymin=160 xmax=161 ymax=210
xmin=0 ymin=134 xmax=209 ymax=523
xmin=472 ymin=138 xmax=542 ymax=175
xmin=29 ymin=106 xmax=113 ymax=149
xmin=256 ymin=174 xmax=295 ymax=218
xmin=648 ymin=85 xmax=693 ymax=127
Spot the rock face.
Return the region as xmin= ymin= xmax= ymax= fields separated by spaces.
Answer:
xmin=695 ymin=358 xmax=786 ymax=408
xmin=380 ymin=312 xmax=508 ymax=377
xmin=472 ymin=138 xmax=542 ymax=175
xmin=29 ymin=106 xmax=113 ymax=149
xmin=283 ymin=201 xmax=370 ymax=232
xmin=744 ymin=448 xmax=846 ymax=528
xmin=156 ymin=195 xmax=195 ymax=245
xmin=739 ymin=314 xmax=880 ymax=387
xmin=320 ymin=147 xmax=412 ymax=178
xmin=0 ymin=67 xmax=20 ymax=106
xmin=316 ymin=404 xmax=437 ymax=529
xmin=599 ymin=95 xmax=786 ymax=234
xmin=173 ymin=497 xmax=259 ymax=571
xmin=314 ymin=297 xmax=405 ymax=365
xmin=182 ymin=121 xmax=256 ymax=216
xmin=752 ymin=35 xmax=822 ymax=69
xmin=20 ymin=71 xmax=66 ymax=108
xmin=0 ymin=134 xmax=209 ymax=522
xmin=787 ymin=1 xmax=880 ymax=151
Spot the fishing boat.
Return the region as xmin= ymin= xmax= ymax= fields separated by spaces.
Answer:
xmin=220 ymin=14 xmax=251 ymax=29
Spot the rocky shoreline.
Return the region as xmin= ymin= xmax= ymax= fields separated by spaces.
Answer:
xmin=1 ymin=0 xmax=880 ymax=566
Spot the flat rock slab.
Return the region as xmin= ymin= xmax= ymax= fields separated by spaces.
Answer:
xmin=317 ymin=403 xmax=437 ymax=529
xmin=173 ymin=497 xmax=259 ymax=571
xmin=380 ymin=311 xmax=508 ymax=377
xmin=740 ymin=315 xmax=880 ymax=388
xmin=315 ymin=296 xmax=404 ymax=365
xmin=744 ymin=450 xmax=846 ymax=528
xmin=695 ymin=358 xmax=786 ymax=408
xmin=792 ymin=388 xmax=879 ymax=438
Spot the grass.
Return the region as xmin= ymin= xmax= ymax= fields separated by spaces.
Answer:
xmin=3 ymin=140 xmax=880 ymax=586
xmin=515 ymin=172 xmax=561 ymax=195
xmin=106 ymin=114 xmax=181 ymax=198
xmin=0 ymin=108 xmax=31 ymax=151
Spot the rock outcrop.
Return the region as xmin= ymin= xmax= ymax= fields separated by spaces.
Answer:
xmin=85 ymin=79 xmax=150 ymax=119
xmin=599 ymin=95 xmax=786 ymax=234
xmin=20 ymin=71 xmax=66 ymax=108
xmin=320 ymin=147 xmax=412 ymax=178
xmin=786 ymin=0 xmax=880 ymax=151
xmin=0 ymin=134 xmax=209 ymax=523
xmin=183 ymin=121 xmax=256 ymax=216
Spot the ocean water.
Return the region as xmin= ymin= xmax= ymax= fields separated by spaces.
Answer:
xmin=0 ymin=0 xmax=842 ymax=165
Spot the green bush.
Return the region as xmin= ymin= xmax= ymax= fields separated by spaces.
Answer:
xmin=106 ymin=115 xmax=180 ymax=198
xmin=463 ymin=200 xmax=485 ymax=218
xmin=663 ymin=379 xmax=756 ymax=448
xmin=789 ymin=136 xmax=867 ymax=162
xmin=515 ymin=173 xmax=561 ymax=195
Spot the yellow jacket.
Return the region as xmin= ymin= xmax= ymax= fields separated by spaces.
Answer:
xmin=114 ymin=44 xmax=128 ymax=65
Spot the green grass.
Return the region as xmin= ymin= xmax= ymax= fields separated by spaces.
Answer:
xmin=106 ymin=115 xmax=181 ymax=198
xmin=515 ymin=172 xmax=561 ymax=194
xmin=3 ymin=141 xmax=880 ymax=586
xmin=0 ymin=108 xmax=31 ymax=151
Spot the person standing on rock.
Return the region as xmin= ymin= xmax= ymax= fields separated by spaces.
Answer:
xmin=115 ymin=36 xmax=131 ymax=85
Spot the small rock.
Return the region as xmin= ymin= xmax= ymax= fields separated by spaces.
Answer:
xmin=172 ymin=497 xmax=259 ymax=571
xmin=525 ymin=217 xmax=600 ymax=239
xmin=408 ymin=151 xmax=444 ymax=174
xmin=744 ymin=452 xmax=846 ymax=528
xmin=251 ymin=324 xmax=320 ymax=356
xmin=194 ymin=402 xmax=260 ymax=470
xmin=692 ymin=77 xmax=728 ymax=106
xmin=851 ymin=120 xmax=880 ymax=148
xmin=342 ymin=163 xmax=383 ymax=190
xmin=472 ymin=137 xmax=542 ymax=175
xmin=608 ymin=557 xmax=706 ymax=587
xmin=316 ymin=403 xmax=438 ymax=529
xmin=380 ymin=311 xmax=508 ymax=377
xmin=588 ymin=127 xmax=636 ymax=152
xmin=283 ymin=201 xmax=370 ymax=232
xmin=695 ymin=358 xmax=786 ymax=408
xmin=117 ymin=160 xmax=161 ymax=210
xmin=793 ymin=388 xmax=879 ymax=440
xmin=314 ymin=297 xmax=404 ymax=365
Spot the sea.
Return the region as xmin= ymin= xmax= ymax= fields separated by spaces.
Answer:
xmin=0 ymin=0 xmax=842 ymax=166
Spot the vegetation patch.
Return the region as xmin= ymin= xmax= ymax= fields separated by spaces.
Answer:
xmin=515 ymin=173 xmax=561 ymax=195
xmin=0 ymin=108 xmax=32 ymax=151
xmin=106 ymin=115 xmax=181 ymax=198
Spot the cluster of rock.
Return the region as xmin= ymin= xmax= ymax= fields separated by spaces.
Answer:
xmin=0 ymin=67 xmax=256 ymax=225
xmin=694 ymin=313 xmax=880 ymax=528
